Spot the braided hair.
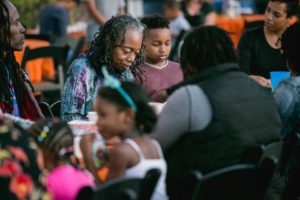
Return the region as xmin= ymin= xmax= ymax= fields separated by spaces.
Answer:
xmin=29 ymin=118 xmax=74 ymax=160
xmin=88 ymin=15 xmax=145 ymax=78
xmin=180 ymin=26 xmax=237 ymax=75
xmin=0 ymin=0 xmax=28 ymax=113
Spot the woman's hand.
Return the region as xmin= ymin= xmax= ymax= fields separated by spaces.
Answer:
xmin=249 ymin=75 xmax=271 ymax=88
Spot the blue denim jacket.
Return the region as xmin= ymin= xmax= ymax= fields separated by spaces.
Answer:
xmin=61 ymin=56 xmax=133 ymax=121
xmin=273 ymin=76 xmax=300 ymax=137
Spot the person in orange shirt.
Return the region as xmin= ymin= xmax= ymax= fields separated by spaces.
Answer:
xmin=0 ymin=0 xmax=43 ymax=120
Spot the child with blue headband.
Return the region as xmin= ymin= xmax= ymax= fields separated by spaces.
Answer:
xmin=92 ymin=67 xmax=168 ymax=199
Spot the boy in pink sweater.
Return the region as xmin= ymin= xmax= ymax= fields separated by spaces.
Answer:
xmin=137 ymin=14 xmax=183 ymax=102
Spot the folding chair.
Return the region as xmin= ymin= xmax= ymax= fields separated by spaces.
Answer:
xmin=244 ymin=20 xmax=264 ymax=31
xmin=92 ymin=177 xmax=141 ymax=200
xmin=75 ymin=186 xmax=94 ymax=200
xmin=241 ymin=145 xmax=264 ymax=164
xmin=180 ymin=157 xmax=277 ymax=200
xmin=50 ymin=100 xmax=62 ymax=118
xmin=39 ymin=102 xmax=53 ymax=118
xmin=21 ymin=45 xmax=69 ymax=96
xmin=138 ymin=168 xmax=161 ymax=200
xmin=92 ymin=168 xmax=161 ymax=200
xmin=260 ymin=140 xmax=283 ymax=164
xmin=51 ymin=36 xmax=85 ymax=69
xmin=25 ymin=33 xmax=52 ymax=42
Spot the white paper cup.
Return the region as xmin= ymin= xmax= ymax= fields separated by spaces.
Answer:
xmin=149 ymin=102 xmax=165 ymax=115
xmin=87 ymin=111 xmax=98 ymax=123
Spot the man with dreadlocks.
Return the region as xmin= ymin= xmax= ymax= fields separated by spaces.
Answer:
xmin=0 ymin=0 xmax=44 ymax=120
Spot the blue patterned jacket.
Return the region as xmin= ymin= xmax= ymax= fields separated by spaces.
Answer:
xmin=61 ymin=56 xmax=133 ymax=121
xmin=273 ymin=76 xmax=300 ymax=137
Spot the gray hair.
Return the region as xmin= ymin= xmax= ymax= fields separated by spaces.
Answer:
xmin=88 ymin=15 xmax=146 ymax=77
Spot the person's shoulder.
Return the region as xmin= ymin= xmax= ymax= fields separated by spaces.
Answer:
xmin=68 ymin=56 xmax=92 ymax=74
xmin=110 ymin=142 xmax=133 ymax=160
xmin=171 ymin=85 xmax=201 ymax=100
xmin=279 ymin=76 xmax=300 ymax=89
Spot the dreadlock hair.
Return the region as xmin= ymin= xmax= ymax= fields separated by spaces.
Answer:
xmin=140 ymin=14 xmax=170 ymax=30
xmin=88 ymin=15 xmax=145 ymax=78
xmin=269 ymin=0 xmax=299 ymax=17
xmin=281 ymin=22 xmax=300 ymax=74
xmin=0 ymin=0 xmax=28 ymax=113
xmin=98 ymin=81 xmax=157 ymax=134
xmin=29 ymin=118 xmax=74 ymax=160
xmin=180 ymin=26 xmax=237 ymax=76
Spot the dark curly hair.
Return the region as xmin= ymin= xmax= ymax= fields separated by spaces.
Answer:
xmin=0 ymin=0 xmax=31 ymax=113
xmin=140 ymin=14 xmax=170 ymax=30
xmin=268 ymin=0 xmax=299 ymax=17
xmin=180 ymin=26 xmax=237 ymax=76
xmin=281 ymin=22 xmax=300 ymax=74
xmin=98 ymin=81 xmax=157 ymax=134
xmin=88 ymin=15 xmax=146 ymax=78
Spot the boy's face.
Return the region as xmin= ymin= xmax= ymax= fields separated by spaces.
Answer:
xmin=144 ymin=28 xmax=171 ymax=67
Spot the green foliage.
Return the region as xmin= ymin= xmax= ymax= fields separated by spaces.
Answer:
xmin=11 ymin=0 xmax=55 ymax=29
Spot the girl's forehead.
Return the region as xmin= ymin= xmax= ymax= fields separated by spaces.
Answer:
xmin=96 ymin=98 xmax=117 ymax=109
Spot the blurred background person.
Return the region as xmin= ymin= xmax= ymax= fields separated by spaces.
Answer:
xmin=39 ymin=0 xmax=80 ymax=38
xmin=238 ymin=0 xmax=299 ymax=88
xmin=86 ymin=0 xmax=125 ymax=43
xmin=181 ymin=0 xmax=217 ymax=27
xmin=163 ymin=0 xmax=191 ymax=44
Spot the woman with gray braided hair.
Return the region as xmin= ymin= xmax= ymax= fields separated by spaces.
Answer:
xmin=29 ymin=118 xmax=95 ymax=200
xmin=62 ymin=14 xmax=145 ymax=121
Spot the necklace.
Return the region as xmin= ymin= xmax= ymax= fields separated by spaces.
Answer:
xmin=275 ymin=37 xmax=281 ymax=48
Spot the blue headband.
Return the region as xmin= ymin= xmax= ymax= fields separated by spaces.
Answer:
xmin=101 ymin=67 xmax=137 ymax=112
